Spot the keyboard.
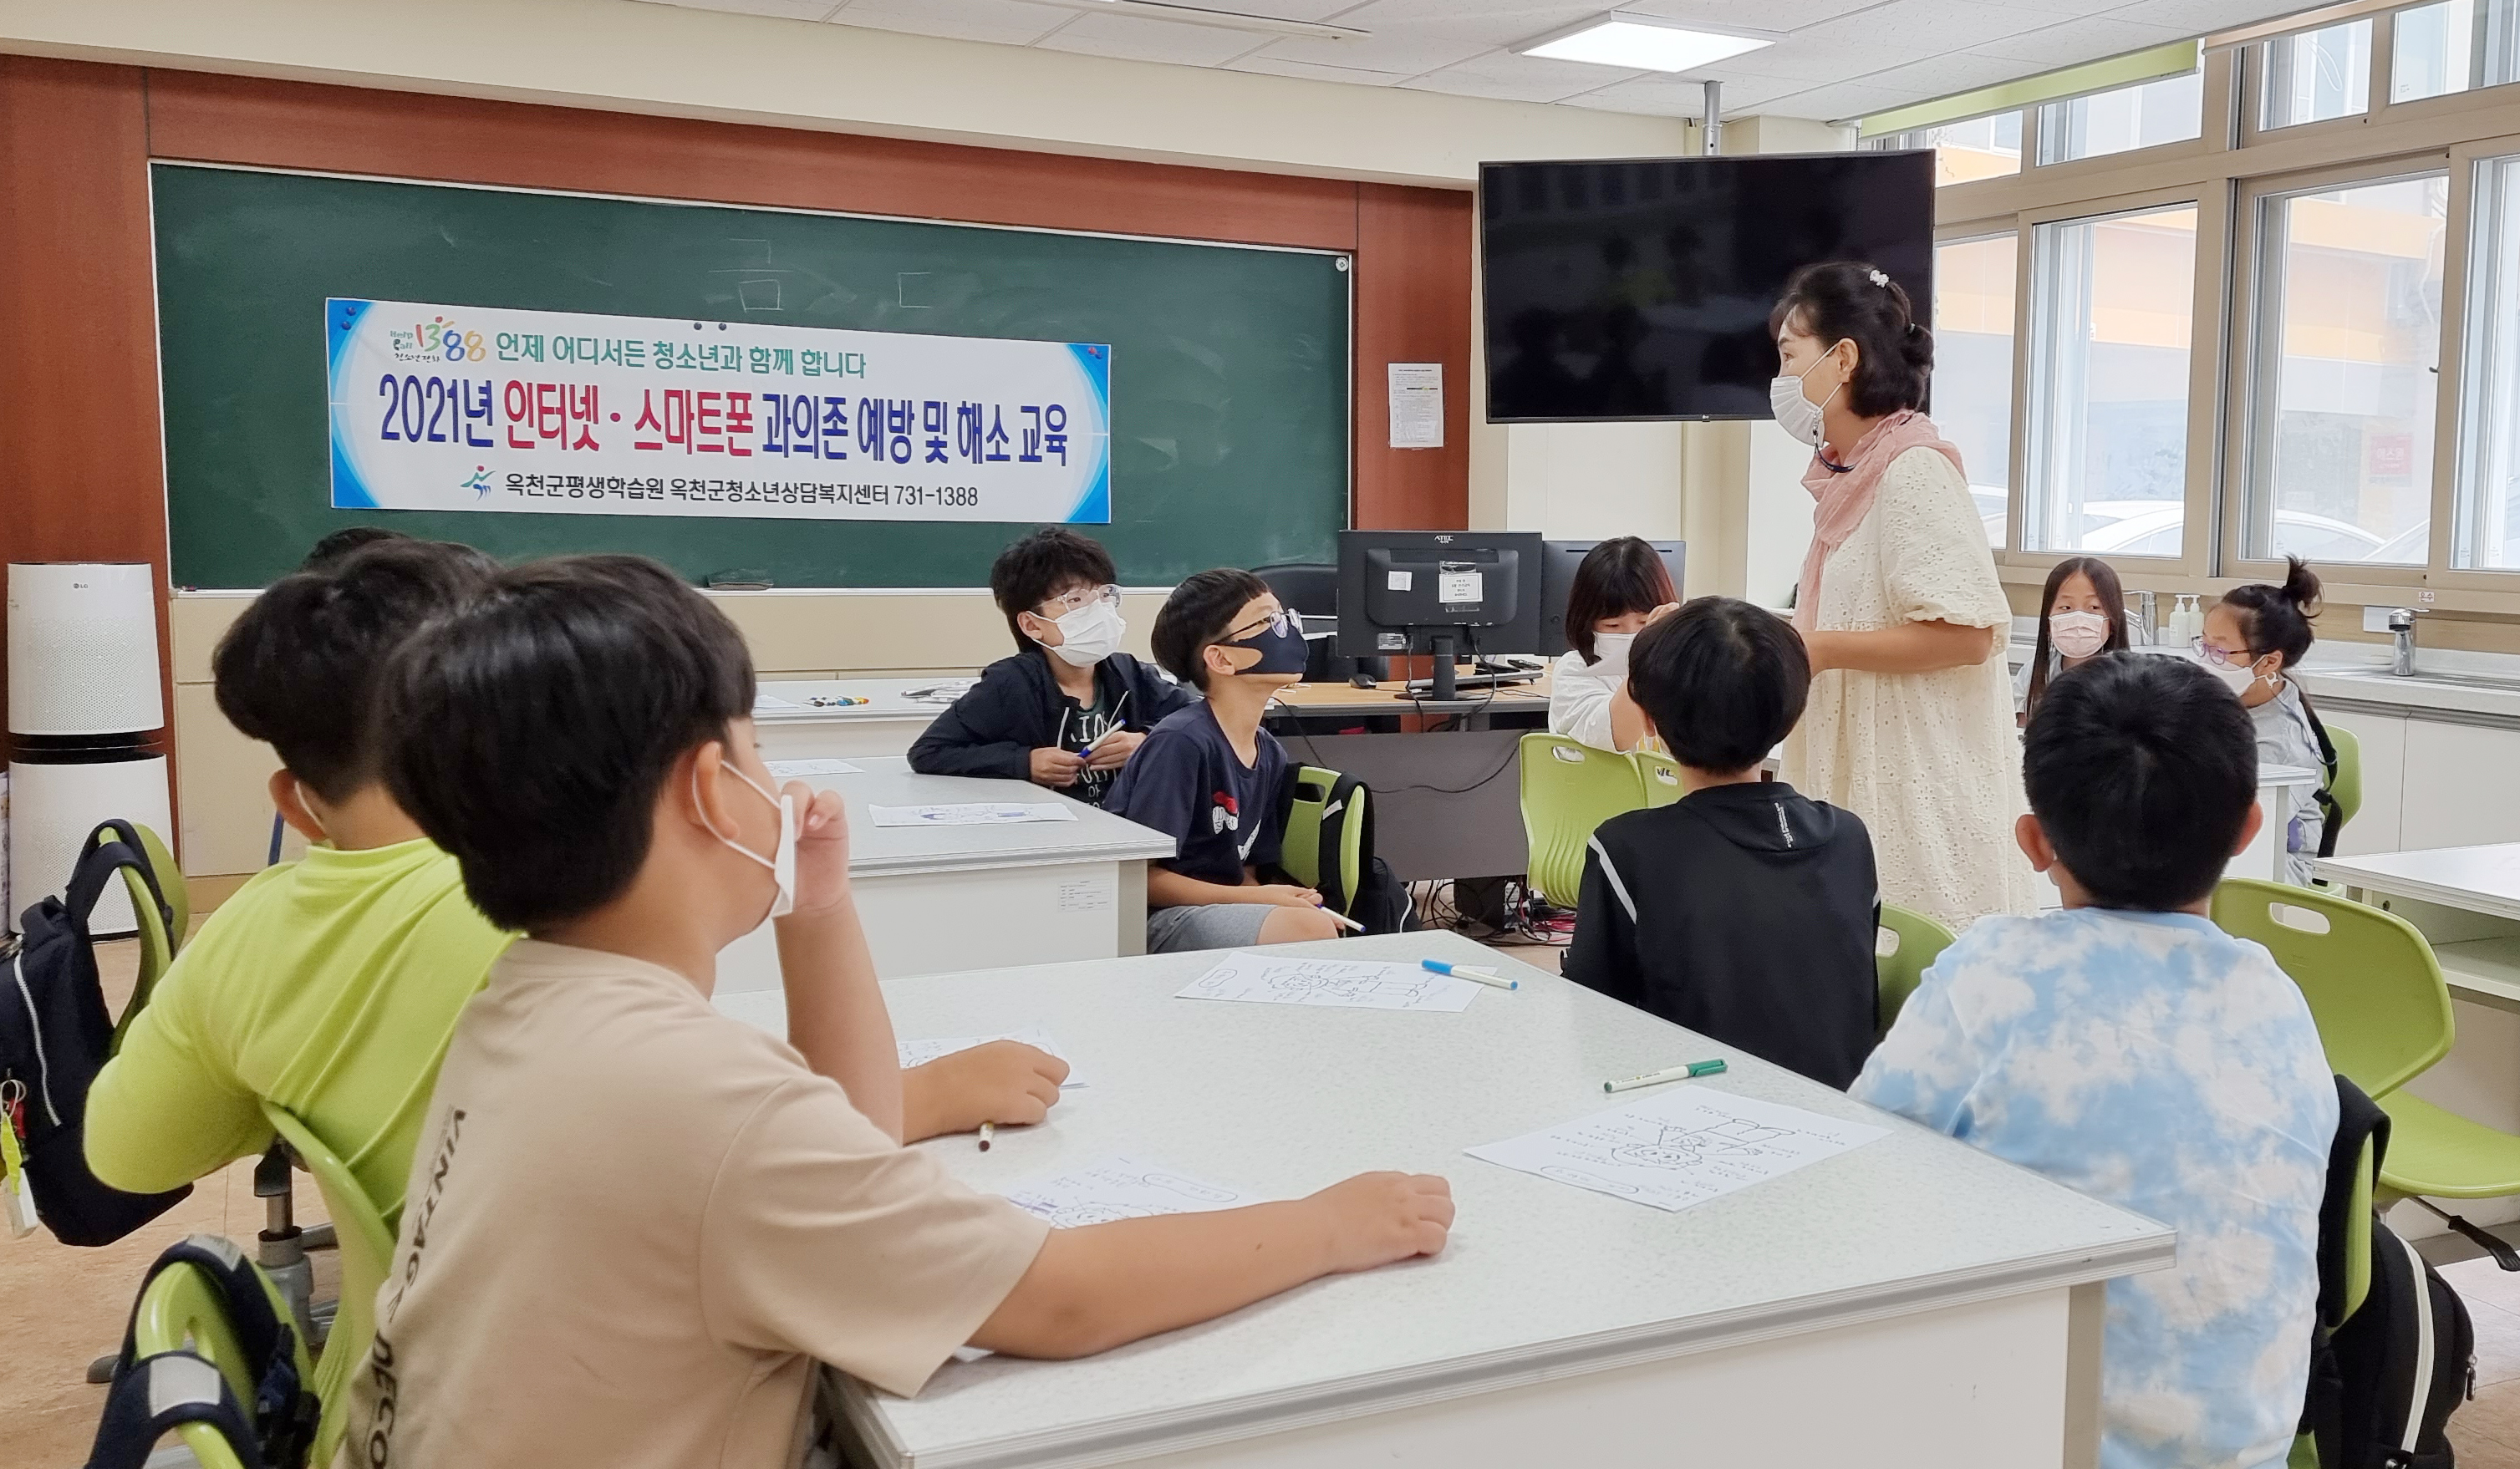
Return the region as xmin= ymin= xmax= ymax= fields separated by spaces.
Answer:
xmin=1399 ymin=672 xmax=1543 ymax=696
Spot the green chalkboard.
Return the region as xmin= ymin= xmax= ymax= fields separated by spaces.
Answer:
xmin=153 ymin=164 xmax=1351 ymax=589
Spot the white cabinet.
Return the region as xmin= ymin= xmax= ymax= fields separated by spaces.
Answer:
xmin=2400 ymin=719 xmax=2520 ymax=850
xmin=2320 ymin=707 xmax=2406 ymax=856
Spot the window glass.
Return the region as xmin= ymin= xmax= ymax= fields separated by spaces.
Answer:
xmin=1932 ymin=235 xmax=2018 ymax=547
xmin=1880 ymin=114 xmax=2023 ymax=185
xmin=2263 ymin=19 xmax=2374 ymax=129
xmin=2025 ymin=206 xmax=2199 ymax=556
xmin=2392 ymin=0 xmax=2520 ymax=102
xmin=2250 ymin=175 xmax=2446 ymax=567
xmin=2036 ymin=70 xmax=2204 ymax=164
xmin=2456 ymin=154 xmax=2520 ymax=567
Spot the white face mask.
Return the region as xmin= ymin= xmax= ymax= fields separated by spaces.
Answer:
xmin=1589 ymin=632 xmax=1636 ymax=671
xmin=2049 ymin=611 xmax=2110 ymax=659
xmin=1768 ymin=344 xmax=1845 ymax=448
xmin=2191 ymin=649 xmax=2266 ymax=696
xmin=1036 ymin=599 xmax=1125 ymax=668
xmin=695 ymin=760 xmax=795 ymax=922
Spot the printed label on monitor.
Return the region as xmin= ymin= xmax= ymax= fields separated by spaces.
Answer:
xmin=1387 ymin=571 xmax=1413 ymax=592
xmin=1377 ymin=633 xmax=1407 ymax=651
xmin=1438 ymin=572 xmax=1484 ymax=605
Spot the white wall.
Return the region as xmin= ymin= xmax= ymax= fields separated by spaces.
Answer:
xmin=0 ymin=0 xmax=1693 ymax=187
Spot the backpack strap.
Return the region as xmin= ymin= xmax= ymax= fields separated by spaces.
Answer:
xmin=100 ymin=1235 xmax=317 ymax=1469
xmin=63 ymin=821 xmax=176 ymax=1019
xmin=2318 ymin=1076 xmax=2389 ymax=1330
xmin=2299 ymin=694 xmax=2346 ymax=860
xmin=84 ymin=1350 xmax=266 ymax=1469
xmin=1308 ymin=770 xmax=1370 ymax=915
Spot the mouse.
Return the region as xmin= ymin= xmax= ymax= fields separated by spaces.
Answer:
xmin=1349 ymin=672 xmax=1379 ymax=689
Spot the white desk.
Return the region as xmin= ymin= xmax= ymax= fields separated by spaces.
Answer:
xmin=715 ymin=757 xmax=1174 ymax=990
xmin=718 ymin=933 xmax=2170 ymax=1469
xmin=753 ymin=678 xmax=964 ymax=761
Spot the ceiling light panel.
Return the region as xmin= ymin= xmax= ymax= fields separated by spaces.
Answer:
xmin=1519 ymin=12 xmax=1779 ymax=72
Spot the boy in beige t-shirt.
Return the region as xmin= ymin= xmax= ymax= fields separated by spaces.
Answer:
xmin=345 ymin=555 xmax=1453 ymax=1469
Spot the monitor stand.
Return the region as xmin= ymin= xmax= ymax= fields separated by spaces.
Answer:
xmin=1428 ymin=633 xmax=1458 ymax=702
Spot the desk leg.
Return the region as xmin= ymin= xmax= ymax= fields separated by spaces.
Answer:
xmin=1117 ymin=859 xmax=1148 ymax=958
xmin=2063 ymin=1280 xmax=2105 ymax=1469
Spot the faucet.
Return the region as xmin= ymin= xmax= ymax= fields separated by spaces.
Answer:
xmin=2389 ymin=608 xmax=2419 ymax=676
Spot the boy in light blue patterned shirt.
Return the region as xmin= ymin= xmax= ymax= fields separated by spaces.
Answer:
xmin=1855 ymin=653 xmax=2337 ymax=1469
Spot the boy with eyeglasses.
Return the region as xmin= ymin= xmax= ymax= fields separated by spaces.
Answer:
xmin=910 ymin=528 xmax=1195 ymax=806
xmin=1104 ymin=569 xmax=1343 ymax=953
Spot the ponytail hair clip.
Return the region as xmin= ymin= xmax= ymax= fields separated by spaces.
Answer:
xmin=1867 ymin=268 xmax=1891 ymax=288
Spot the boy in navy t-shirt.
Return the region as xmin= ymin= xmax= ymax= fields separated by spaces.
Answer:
xmin=1105 ymin=570 xmax=1347 ymax=953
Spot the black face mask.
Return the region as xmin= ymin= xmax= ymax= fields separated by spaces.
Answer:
xmin=1219 ymin=613 xmax=1310 ymax=677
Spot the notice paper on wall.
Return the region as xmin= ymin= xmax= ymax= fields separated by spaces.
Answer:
xmin=1005 ymin=1155 xmax=1259 ymax=1228
xmin=1467 ymin=1087 xmax=1886 ymax=1213
xmin=765 ymin=758 xmax=863 ymax=778
xmin=867 ymin=802 xmax=1077 ymax=827
xmin=898 ymin=1029 xmax=1087 ymax=1087
xmin=1387 ymin=363 xmax=1443 ymax=450
xmin=1176 ymin=952 xmax=1480 ymax=1012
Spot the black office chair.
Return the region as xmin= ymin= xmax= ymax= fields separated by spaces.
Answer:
xmin=1251 ymin=562 xmax=1382 ymax=684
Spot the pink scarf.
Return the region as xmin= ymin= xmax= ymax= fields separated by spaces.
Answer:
xmin=1793 ymin=409 xmax=1968 ymax=634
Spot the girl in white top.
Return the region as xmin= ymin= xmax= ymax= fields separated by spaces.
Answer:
xmin=1548 ymin=536 xmax=1679 ymax=753
xmin=1769 ymin=262 xmax=2041 ymax=929
xmin=2015 ymin=555 xmax=2131 ymax=725
xmin=2196 ymin=557 xmax=2333 ymax=883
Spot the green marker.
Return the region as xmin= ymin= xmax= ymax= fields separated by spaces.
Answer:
xmin=1603 ymin=1059 xmax=1727 ymax=1093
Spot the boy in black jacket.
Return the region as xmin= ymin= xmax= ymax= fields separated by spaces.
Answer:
xmin=1564 ymin=597 xmax=1880 ymax=1089
xmin=909 ymin=529 xmax=1196 ymax=806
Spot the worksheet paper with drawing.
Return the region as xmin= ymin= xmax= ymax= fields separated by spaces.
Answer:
xmin=1176 ymin=953 xmax=1481 ymax=1012
xmin=866 ymin=802 xmax=1078 ymax=827
xmin=1467 ymin=1089 xmax=1887 ymax=1213
xmin=897 ymin=1029 xmax=1088 ymax=1087
xmin=766 ymin=758 xmax=862 ymax=778
xmin=1004 ymin=1156 xmax=1257 ymax=1228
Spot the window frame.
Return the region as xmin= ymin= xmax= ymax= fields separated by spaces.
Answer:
xmin=2222 ymin=155 xmax=2455 ymax=588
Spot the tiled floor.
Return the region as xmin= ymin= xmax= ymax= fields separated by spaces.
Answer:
xmin=11 ymin=928 xmax=2519 ymax=1466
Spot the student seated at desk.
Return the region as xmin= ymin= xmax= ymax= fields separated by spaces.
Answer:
xmin=1855 ymin=653 xmax=2336 ymax=1469
xmin=1548 ymin=536 xmax=1679 ymax=753
xmin=1563 ymin=597 xmax=1879 ymax=1089
xmin=86 ymin=542 xmax=1055 ymax=1231
xmin=910 ymin=528 xmax=1194 ymax=806
xmin=1106 ymin=570 xmax=1344 ymax=953
xmin=2016 ymin=554 xmax=2128 ymax=726
xmin=348 ymin=555 xmax=1452 ymax=1467
xmin=2197 ymin=557 xmax=2333 ymax=883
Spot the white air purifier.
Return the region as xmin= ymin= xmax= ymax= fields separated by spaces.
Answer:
xmin=8 ymin=562 xmax=171 ymax=938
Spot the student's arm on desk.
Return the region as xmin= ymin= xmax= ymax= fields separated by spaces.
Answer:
xmin=83 ymin=978 xmax=271 ymax=1194
xmin=776 ymin=785 xmax=904 ymax=1142
xmin=902 ymin=1043 xmax=1067 ymax=1140
xmin=1803 ymin=619 xmax=1998 ymax=676
xmin=1145 ymin=867 xmax=1319 ymax=909
xmin=970 ymin=1172 xmax=1453 ymax=1358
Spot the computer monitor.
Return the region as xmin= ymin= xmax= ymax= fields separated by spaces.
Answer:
xmin=1335 ymin=531 xmax=1545 ymax=700
xmin=1538 ymin=540 xmax=1687 ymax=658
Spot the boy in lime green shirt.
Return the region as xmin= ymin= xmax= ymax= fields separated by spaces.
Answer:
xmin=86 ymin=536 xmax=1063 ymax=1230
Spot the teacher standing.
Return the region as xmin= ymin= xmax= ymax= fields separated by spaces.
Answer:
xmin=1769 ymin=262 xmax=2037 ymax=929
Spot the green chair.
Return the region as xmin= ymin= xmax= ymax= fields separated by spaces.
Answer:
xmin=1874 ymin=904 xmax=1957 ymax=1038
xmin=2289 ymin=1124 xmax=2380 ymax=1469
xmin=1280 ymin=765 xmax=1369 ymax=919
xmin=1634 ymin=750 xmax=1685 ymax=807
xmin=1519 ymin=733 xmax=1650 ymax=910
xmin=130 ymin=1248 xmax=317 ymax=1469
xmin=2322 ymin=725 xmax=2363 ymax=842
xmin=2211 ymin=880 xmax=2453 ymax=1100
xmin=104 ymin=821 xmax=190 ymax=1055
xmin=263 ymin=1102 xmax=396 ymax=1469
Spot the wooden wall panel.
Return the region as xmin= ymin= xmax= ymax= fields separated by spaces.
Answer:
xmin=1352 ymin=182 xmax=1472 ymax=531
xmin=0 ymin=58 xmax=172 ymax=741
xmin=144 ymin=73 xmax=1362 ymax=253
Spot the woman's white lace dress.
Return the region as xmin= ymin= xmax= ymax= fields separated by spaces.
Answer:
xmin=1779 ymin=445 xmax=2041 ymax=929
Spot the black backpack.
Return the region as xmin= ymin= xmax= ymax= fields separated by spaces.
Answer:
xmin=0 ymin=820 xmax=192 ymax=1246
xmin=84 ymin=1233 xmax=320 ymax=1469
xmin=2302 ymin=1076 xmax=2474 ymax=1467
xmin=1281 ymin=767 xmax=1419 ymax=936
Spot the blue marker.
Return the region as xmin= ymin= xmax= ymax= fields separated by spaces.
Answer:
xmin=1422 ymin=957 xmax=1517 ymax=990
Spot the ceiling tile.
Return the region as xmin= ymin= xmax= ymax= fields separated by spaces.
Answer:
xmin=1402 ymin=50 xmax=1649 ymax=103
xmin=1703 ymin=35 xmax=1938 ymax=82
xmin=1815 ymin=0 xmax=2073 ymax=53
xmin=1861 ymin=49 xmax=2050 ymax=98
xmin=1964 ymin=13 xmax=2188 ymax=63
xmin=1621 ymin=0 xmax=1906 ymax=33
xmin=2106 ymin=0 xmax=2308 ymax=29
xmin=647 ymin=0 xmax=841 ymax=19
xmin=1260 ymin=0 xmax=1593 ymax=74
xmin=1756 ymin=78 xmax=1927 ymax=119
xmin=1564 ymin=69 xmax=1804 ymax=113
xmin=827 ymin=0 xmax=1069 ymax=45
xmin=1034 ymin=11 xmax=1274 ymax=65
xmin=1221 ymin=53 xmax=1413 ymax=84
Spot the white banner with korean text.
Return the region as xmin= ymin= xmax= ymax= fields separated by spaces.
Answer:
xmin=326 ymin=298 xmax=1111 ymax=523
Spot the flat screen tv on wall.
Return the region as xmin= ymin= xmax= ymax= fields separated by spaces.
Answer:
xmin=1479 ymin=150 xmax=1937 ymax=423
